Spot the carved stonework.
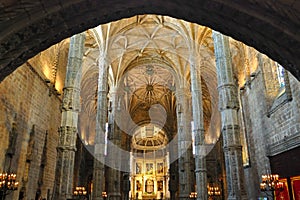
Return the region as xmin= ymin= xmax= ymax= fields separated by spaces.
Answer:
xmin=217 ymin=83 xmax=239 ymax=110
xmin=58 ymin=126 xmax=77 ymax=148
xmin=61 ymin=87 xmax=81 ymax=111
xmin=213 ymin=31 xmax=247 ymax=200
xmin=54 ymin=33 xmax=85 ymax=200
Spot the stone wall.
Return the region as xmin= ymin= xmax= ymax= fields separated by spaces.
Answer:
xmin=240 ymin=52 xmax=300 ymax=200
xmin=0 ymin=43 xmax=66 ymax=199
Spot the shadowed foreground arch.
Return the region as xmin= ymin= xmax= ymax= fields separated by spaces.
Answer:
xmin=0 ymin=0 xmax=299 ymax=81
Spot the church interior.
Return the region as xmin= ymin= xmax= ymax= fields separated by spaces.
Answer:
xmin=0 ymin=1 xmax=300 ymax=200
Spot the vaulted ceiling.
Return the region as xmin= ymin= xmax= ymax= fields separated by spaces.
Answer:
xmin=79 ymin=15 xmax=221 ymax=145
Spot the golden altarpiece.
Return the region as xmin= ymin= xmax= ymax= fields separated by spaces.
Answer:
xmin=130 ymin=124 xmax=170 ymax=199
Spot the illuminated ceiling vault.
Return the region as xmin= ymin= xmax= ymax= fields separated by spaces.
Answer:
xmin=77 ymin=14 xmax=255 ymax=145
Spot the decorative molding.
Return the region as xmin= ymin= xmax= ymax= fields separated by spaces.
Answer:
xmin=267 ymin=133 xmax=300 ymax=157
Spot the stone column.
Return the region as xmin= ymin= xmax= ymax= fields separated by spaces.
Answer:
xmin=212 ymin=31 xmax=247 ymax=200
xmin=176 ymin=88 xmax=193 ymax=199
xmin=190 ymin=57 xmax=207 ymax=200
xmin=121 ymin=133 xmax=131 ymax=199
xmin=169 ymin=128 xmax=178 ymax=200
xmin=54 ymin=32 xmax=85 ymax=200
xmin=93 ymin=55 xmax=109 ymax=200
xmin=106 ymin=87 xmax=122 ymax=200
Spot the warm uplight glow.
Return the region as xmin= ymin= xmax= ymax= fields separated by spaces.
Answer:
xmin=42 ymin=63 xmax=51 ymax=79
xmin=55 ymin=79 xmax=63 ymax=94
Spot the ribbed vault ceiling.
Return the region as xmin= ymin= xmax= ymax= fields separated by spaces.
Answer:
xmin=79 ymin=15 xmax=222 ymax=145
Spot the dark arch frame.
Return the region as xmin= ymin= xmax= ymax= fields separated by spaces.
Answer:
xmin=0 ymin=0 xmax=299 ymax=81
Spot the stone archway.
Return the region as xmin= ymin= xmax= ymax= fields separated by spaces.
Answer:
xmin=0 ymin=0 xmax=299 ymax=81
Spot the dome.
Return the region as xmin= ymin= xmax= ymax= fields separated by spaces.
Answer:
xmin=132 ymin=124 xmax=168 ymax=150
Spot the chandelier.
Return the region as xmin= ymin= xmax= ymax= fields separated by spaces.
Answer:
xmin=260 ymin=173 xmax=284 ymax=199
xmin=189 ymin=192 xmax=197 ymax=199
xmin=73 ymin=186 xmax=87 ymax=199
xmin=260 ymin=174 xmax=284 ymax=191
xmin=102 ymin=191 xmax=107 ymax=199
xmin=208 ymin=185 xmax=221 ymax=197
xmin=0 ymin=173 xmax=19 ymax=200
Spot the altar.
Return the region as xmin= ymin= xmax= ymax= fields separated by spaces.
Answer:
xmin=130 ymin=124 xmax=170 ymax=200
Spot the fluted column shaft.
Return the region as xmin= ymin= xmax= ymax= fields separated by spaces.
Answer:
xmin=93 ymin=55 xmax=109 ymax=200
xmin=54 ymin=33 xmax=85 ymax=200
xmin=176 ymin=88 xmax=193 ymax=199
xmin=190 ymin=57 xmax=207 ymax=200
xmin=212 ymin=31 xmax=247 ymax=200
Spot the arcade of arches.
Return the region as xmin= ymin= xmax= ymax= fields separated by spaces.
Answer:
xmin=1 ymin=14 xmax=300 ymax=200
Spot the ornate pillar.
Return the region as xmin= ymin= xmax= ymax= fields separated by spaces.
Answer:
xmin=176 ymin=88 xmax=193 ymax=199
xmin=169 ymin=128 xmax=178 ymax=200
xmin=212 ymin=31 xmax=247 ymax=200
xmin=54 ymin=32 xmax=86 ymax=200
xmin=190 ymin=57 xmax=207 ymax=200
xmin=92 ymin=55 xmax=109 ymax=200
xmin=106 ymin=87 xmax=122 ymax=200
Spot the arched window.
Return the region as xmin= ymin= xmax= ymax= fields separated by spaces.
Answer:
xmin=276 ymin=63 xmax=285 ymax=88
xmin=267 ymin=62 xmax=292 ymax=117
